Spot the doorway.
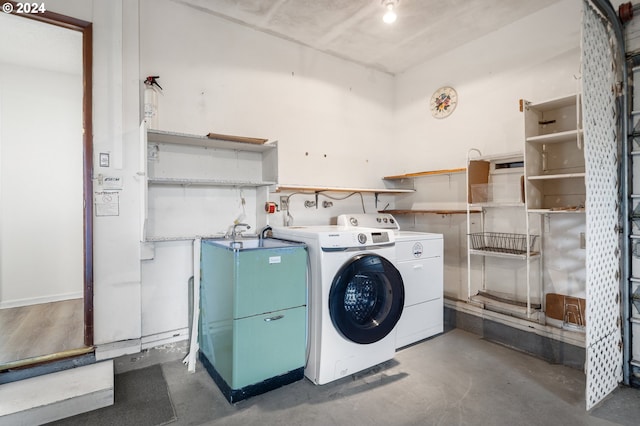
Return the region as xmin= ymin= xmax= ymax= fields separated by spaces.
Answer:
xmin=0 ymin=5 xmax=93 ymax=369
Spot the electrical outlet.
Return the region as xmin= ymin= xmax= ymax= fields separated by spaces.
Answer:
xmin=280 ymin=196 xmax=288 ymax=210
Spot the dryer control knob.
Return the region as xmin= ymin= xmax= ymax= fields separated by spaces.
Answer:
xmin=357 ymin=233 xmax=367 ymax=244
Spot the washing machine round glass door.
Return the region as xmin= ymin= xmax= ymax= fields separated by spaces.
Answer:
xmin=329 ymin=254 xmax=404 ymax=344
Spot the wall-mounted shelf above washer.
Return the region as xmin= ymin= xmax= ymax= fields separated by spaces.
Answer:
xmin=274 ymin=185 xmax=414 ymax=194
xmin=147 ymin=129 xmax=275 ymax=152
xmin=381 ymin=167 xmax=468 ymax=214
xmin=381 ymin=209 xmax=479 ymax=215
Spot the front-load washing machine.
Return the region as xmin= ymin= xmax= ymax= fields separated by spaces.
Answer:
xmin=337 ymin=214 xmax=444 ymax=348
xmin=272 ymin=225 xmax=404 ymax=385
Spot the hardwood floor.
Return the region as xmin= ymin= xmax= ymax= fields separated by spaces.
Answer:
xmin=0 ymin=299 xmax=87 ymax=367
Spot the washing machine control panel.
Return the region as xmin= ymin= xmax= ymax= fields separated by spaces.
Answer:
xmin=317 ymin=229 xmax=394 ymax=249
xmin=337 ymin=213 xmax=400 ymax=230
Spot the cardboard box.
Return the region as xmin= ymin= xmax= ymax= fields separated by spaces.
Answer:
xmin=467 ymin=160 xmax=490 ymax=203
xmin=546 ymin=293 xmax=586 ymax=326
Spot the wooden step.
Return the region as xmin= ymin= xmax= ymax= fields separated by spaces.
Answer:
xmin=0 ymin=360 xmax=113 ymax=425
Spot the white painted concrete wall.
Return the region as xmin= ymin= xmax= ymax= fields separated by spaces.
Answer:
xmin=32 ymin=0 xmax=585 ymax=350
xmin=139 ymin=0 xmax=396 ymax=189
xmin=393 ymin=0 xmax=582 ymax=300
xmin=47 ymin=0 xmax=143 ymax=346
xmin=394 ymin=0 xmax=581 ymax=172
xmin=0 ymin=62 xmax=83 ymax=307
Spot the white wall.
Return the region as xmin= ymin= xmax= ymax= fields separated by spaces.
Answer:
xmin=35 ymin=0 xmax=585 ymax=351
xmin=393 ymin=0 xmax=582 ymax=300
xmin=139 ymin=0 xmax=396 ymax=189
xmin=394 ymin=0 xmax=581 ymax=172
xmin=48 ymin=0 xmax=143 ymax=346
xmin=0 ymin=62 xmax=83 ymax=307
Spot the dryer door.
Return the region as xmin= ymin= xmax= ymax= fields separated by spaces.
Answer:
xmin=329 ymin=254 xmax=404 ymax=344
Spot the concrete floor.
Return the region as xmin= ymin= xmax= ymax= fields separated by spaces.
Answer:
xmin=115 ymin=329 xmax=640 ymax=426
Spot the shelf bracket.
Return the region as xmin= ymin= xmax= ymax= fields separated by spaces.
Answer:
xmin=315 ymin=191 xmax=319 ymax=209
xmin=375 ymin=192 xmax=380 ymax=210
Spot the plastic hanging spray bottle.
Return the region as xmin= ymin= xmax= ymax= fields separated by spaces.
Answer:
xmin=143 ymin=76 xmax=162 ymax=129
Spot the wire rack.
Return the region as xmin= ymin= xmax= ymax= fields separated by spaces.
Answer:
xmin=469 ymin=232 xmax=537 ymax=255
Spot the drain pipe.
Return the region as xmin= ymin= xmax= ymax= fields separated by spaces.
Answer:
xmin=591 ymin=0 xmax=629 ymax=386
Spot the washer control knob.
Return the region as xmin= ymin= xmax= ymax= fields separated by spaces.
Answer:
xmin=357 ymin=233 xmax=367 ymax=244
xmin=349 ymin=217 xmax=358 ymax=226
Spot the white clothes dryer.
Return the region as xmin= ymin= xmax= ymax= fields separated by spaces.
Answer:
xmin=272 ymin=225 xmax=404 ymax=385
xmin=337 ymin=214 xmax=444 ymax=349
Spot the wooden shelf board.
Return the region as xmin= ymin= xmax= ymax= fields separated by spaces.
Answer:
xmin=383 ymin=168 xmax=466 ymax=180
xmin=274 ymin=185 xmax=414 ymax=194
xmin=528 ymin=208 xmax=585 ymax=214
xmin=381 ymin=209 xmax=477 ymax=215
xmin=147 ymin=129 xmax=276 ymax=152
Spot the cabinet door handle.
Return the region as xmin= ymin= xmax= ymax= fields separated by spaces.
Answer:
xmin=264 ymin=315 xmax=284 ymax=322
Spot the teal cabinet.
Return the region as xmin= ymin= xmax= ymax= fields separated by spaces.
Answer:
xmin=199 ymin=238 xmax=307 ymax=403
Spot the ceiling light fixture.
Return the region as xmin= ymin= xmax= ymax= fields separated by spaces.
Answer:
xmin=382 ymin=0 xmax=398 ymax=24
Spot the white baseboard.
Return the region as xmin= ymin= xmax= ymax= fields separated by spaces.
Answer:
xmin=141 ymin=328 xmax=189 ymax=351
xmin=0 ymin=292 xmax=83 ymax=309
xmin=95 ymin=329 xmax=189 ymax=361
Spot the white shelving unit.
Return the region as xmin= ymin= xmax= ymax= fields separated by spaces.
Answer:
xmin=140 ymin=129 xmax=278 ymax=242
xmin=523 ymin=93 xmax=586 ymax=330
xmin=466 ymin=150 xmax=542 ymax=320
xmin=524 ymin=94 xmax=585 ymax=213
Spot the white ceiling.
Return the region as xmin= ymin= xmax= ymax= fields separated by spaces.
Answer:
xmin=174 ymin=0 xmax=562 ymax=75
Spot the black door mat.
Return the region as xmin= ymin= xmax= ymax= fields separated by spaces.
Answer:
xmin=49 ymin=364 xmax=176 ymax=426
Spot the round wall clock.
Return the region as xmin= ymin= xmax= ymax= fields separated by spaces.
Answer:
xmin=430 ymin=86 xmax=458 ymax=118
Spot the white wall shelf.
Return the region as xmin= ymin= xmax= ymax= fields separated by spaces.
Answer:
xmin=147 ymin=129 xmax=275 ymax=152
xmin=527 ymin=173 xmax=586 ymax=180
xmin=469 ymin=249 xmax=540 ymax=260
xmin=526 ymin=129 xmax=583 ymax=144
xmin=141 ymin=128 xmax=277 ymax=242
xmin=147 ymin=177 xmax=276 ymax=187
xmin=523 ymin=93 xmax=586 ymax=331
